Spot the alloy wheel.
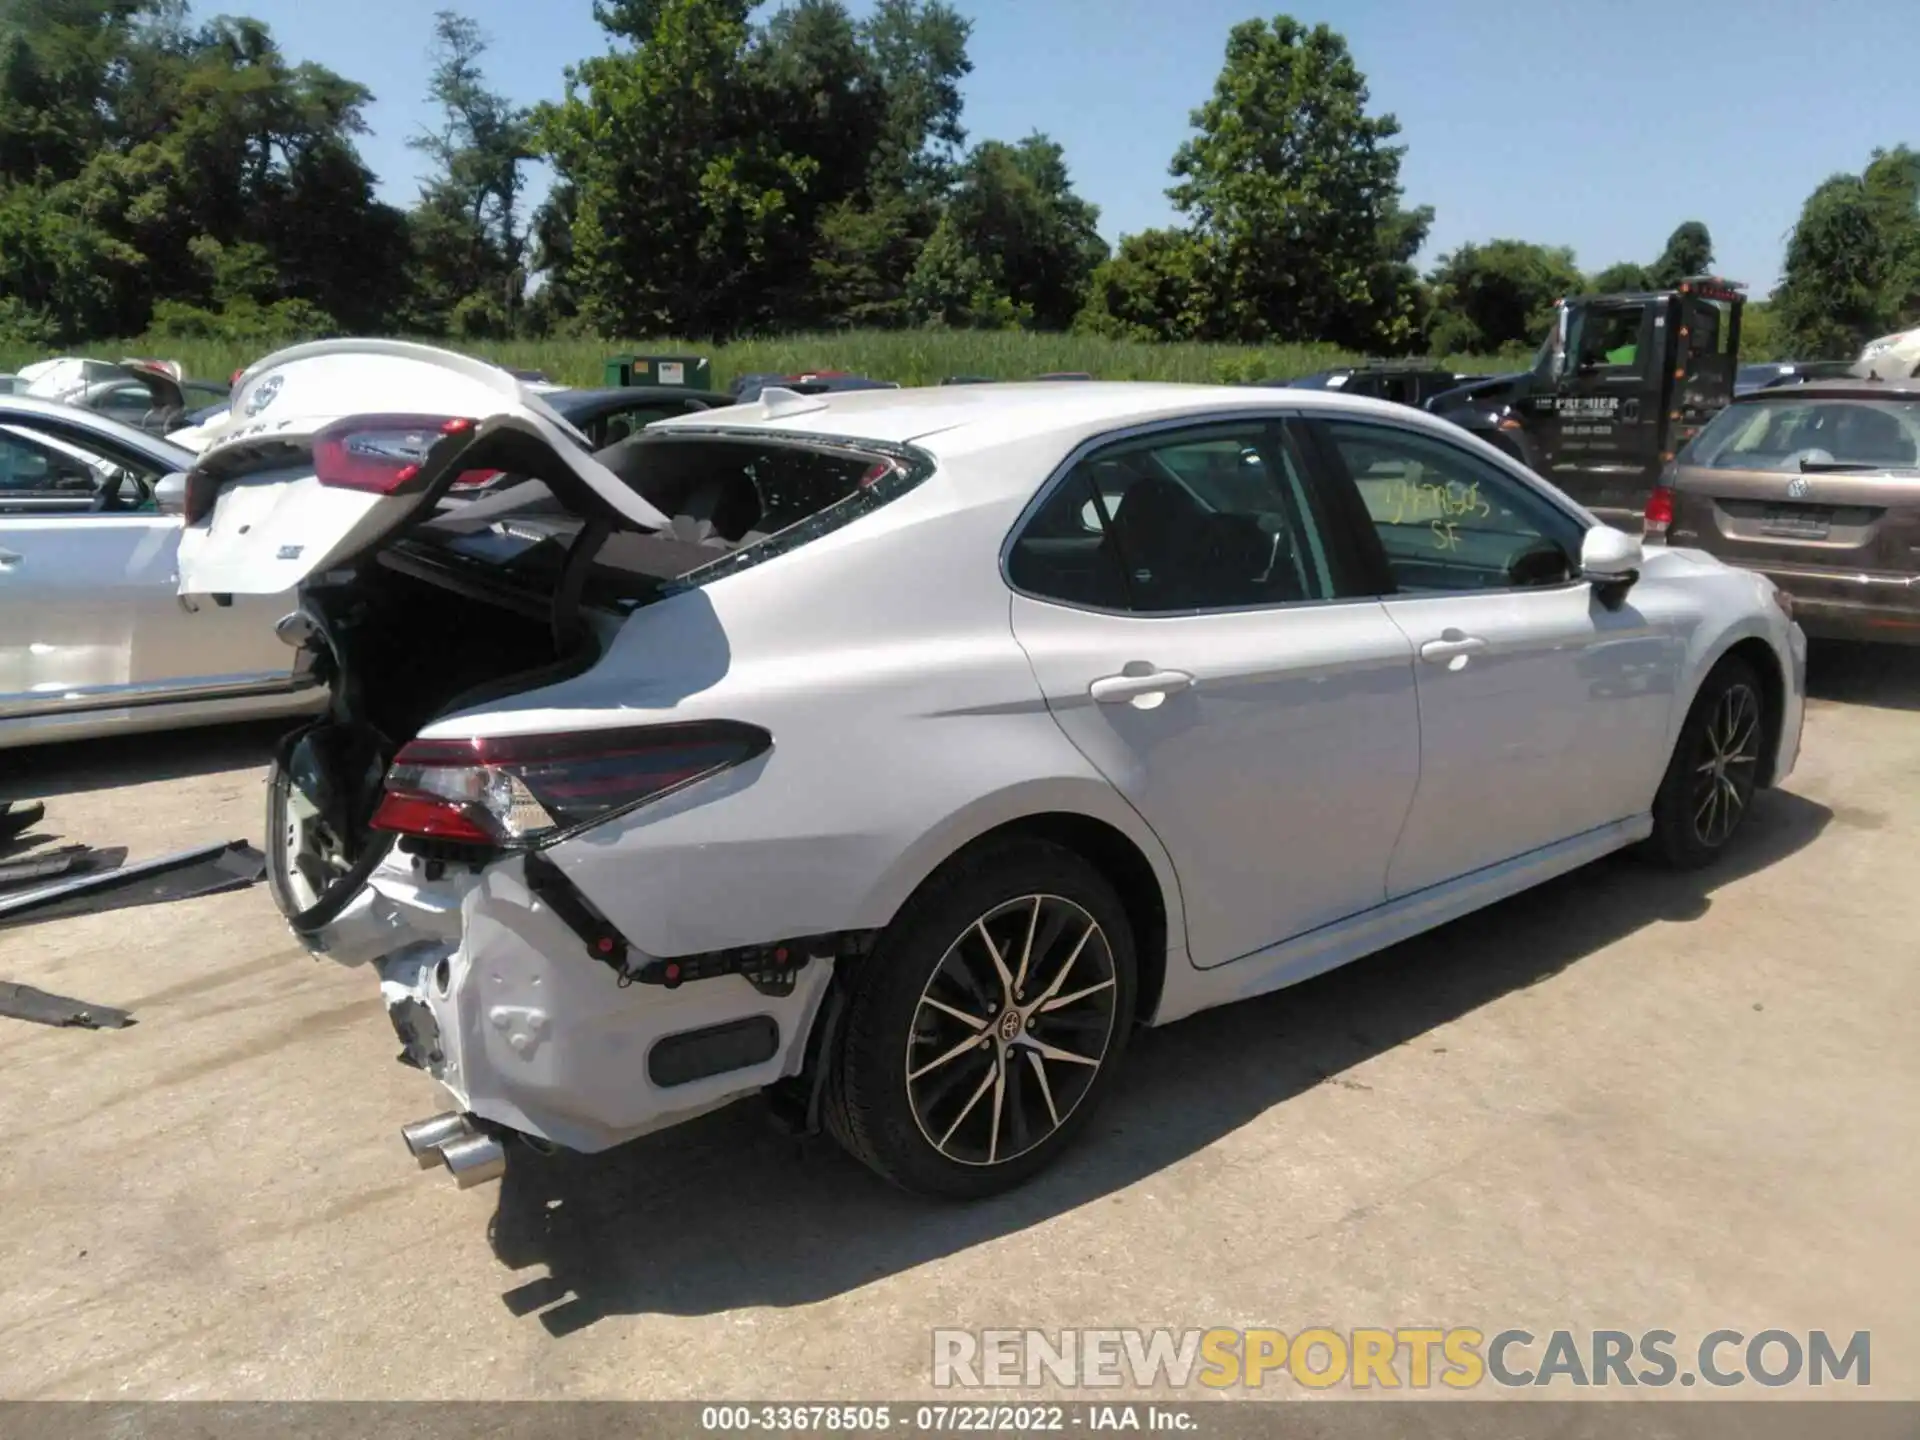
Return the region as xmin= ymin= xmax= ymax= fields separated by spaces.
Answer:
xmin=1691 ymin=682 xmax=1762 ymax=848
xmin=904 ymin=894 xmax=1119 ymax=1168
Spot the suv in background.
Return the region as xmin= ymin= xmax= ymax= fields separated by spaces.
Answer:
xmin=1650 ymin=380 xmax=1920 ymax=645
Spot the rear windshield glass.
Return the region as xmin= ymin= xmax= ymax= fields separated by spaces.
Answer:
xmin=409 ymin=433 xmax=919 ymax=610
xmin=1684 ymin=398 xmax=1920 ymax=472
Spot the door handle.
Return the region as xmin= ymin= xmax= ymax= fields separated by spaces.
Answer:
xmin=1089 ymin=668 xmax=1194 ymax=704
xmin=1419 ymin=634 xmax=1488 ymax=664
xmin=0 ymin=549 xmax=20 ymax=569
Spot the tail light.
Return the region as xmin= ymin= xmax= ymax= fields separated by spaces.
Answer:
xmin=1644 ymin=485 xmax=1675 ymax=538
xmin=313 ymin=414 xmax=474 ymax=495
xmin=369 ymin=722 xmax=772 ymax=848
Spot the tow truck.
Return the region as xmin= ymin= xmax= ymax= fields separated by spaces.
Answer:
xmin=1425 ymin=276 xmax=1746 ymax=528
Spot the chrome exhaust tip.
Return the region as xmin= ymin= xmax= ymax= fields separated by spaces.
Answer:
xmin=400 ymin=1111 xmax=473 ymax=1169
xmin=440 ymin=1132 xmax=508 ymax=1189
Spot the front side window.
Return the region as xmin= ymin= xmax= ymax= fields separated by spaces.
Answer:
xmin=1008 ymin=422 xmax=1336 ymax=613
xmin=1683 ymin=399 xmax=1920 ymax=473
xmin=0 ymin=429 xmax=100 ymax=502
xmin=1575 ymin=305 xmax=1647 ymax=369
xmin=1317 ymin=420 xmax=1585 ymax=594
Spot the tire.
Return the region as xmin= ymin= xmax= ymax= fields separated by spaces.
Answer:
xmin=827 ymin=838 xmax=1138 ymax=1199
xmin=1642 ymin=656 xmax=1768 ymax=869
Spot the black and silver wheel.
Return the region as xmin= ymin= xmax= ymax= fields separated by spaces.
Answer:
xmin=1644 ymin=656 xmax=1767 ymax=869
xmin=830 ymin=839 xmax=1137 ymax=1198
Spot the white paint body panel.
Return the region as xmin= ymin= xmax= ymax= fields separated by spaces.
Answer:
xmin=1010 ymin=593 xmax=1421 ymax=966
xmin=1378 ymin=581 xmax=1681 ymax=896
xmin=259 ymin=368 xmax=1805 ymax=1155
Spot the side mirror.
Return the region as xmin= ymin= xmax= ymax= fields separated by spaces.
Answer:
xmin=1550 ymin=306 xmax=1572 ymax=380
xmin=1580 ymin=524 xmax=1642 ymax=608
xmin=152 ymin=470 xmax=190 ymax=517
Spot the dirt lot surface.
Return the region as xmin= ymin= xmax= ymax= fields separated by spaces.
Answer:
xmin=1 ymin=645 xmax=1916 ymax=1402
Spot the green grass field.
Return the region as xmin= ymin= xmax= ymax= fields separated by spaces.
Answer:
xmin=0 ymin=329 xmax=1523 ymax=391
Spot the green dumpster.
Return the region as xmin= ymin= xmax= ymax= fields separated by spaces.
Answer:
xmin=603 ymin=353 xmax=713 ymax=389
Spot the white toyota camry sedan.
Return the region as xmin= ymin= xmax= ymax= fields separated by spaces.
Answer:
xmin=179 ymin=341 xmax=1806 ymax=1200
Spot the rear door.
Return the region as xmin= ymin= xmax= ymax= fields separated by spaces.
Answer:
xmin=1008 ymin=416 xmax=1422 ymax=968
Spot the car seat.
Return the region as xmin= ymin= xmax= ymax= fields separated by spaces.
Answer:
xmin=1105 ymin=476 xmax=1210 ymax=609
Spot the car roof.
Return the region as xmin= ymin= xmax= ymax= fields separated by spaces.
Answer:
xmin=645 ymin=380 xmax=1464 ymax=461
xmin=0 ymin=393 xmax=196 ymax=464
xmin=1731 ymin=379 xmax=1920 ymax=403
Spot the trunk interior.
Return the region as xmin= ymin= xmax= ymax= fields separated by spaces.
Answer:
xmin=269 ymin=434 xmax=905 ymax=921
xmin=273 ymin=547 xmax=594 ymax=921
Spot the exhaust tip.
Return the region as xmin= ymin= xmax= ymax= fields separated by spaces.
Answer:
xmin=400 ymin=1111 xmax=473 ymax=1169
xmin=440 ymin=1132 xmax=507 ymax=1188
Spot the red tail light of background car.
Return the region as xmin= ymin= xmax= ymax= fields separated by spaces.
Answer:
xmin=1644 ymin=484 xmax=1675 ymax=538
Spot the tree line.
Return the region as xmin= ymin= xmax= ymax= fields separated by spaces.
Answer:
xmin=2 ymin=0 xmax=1916 ymax=361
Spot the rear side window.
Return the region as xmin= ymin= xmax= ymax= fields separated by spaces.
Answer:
xmin=1005 ymin=469 xmax=1130 ymax=609
xmin=1684 ymin=399 xmax=1920 ymax=472
xmin=1008 ymin=422 xmax=1337 ymax=613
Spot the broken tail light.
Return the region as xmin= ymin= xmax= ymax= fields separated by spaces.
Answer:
xmin=369 ymin=722 xmax=772 ymax=849
xmin=1644 ymin=485 xmax=1675 ymax=538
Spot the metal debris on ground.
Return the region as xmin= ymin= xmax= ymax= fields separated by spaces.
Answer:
xmin=0 ymin=844 xmax=103 ymax=888
xmin=0 ymin=839 xmax=266 ymax=929
xmin=0 ymin=980 xmax=133 ymax=1029
xmin=0 ymin=800 xmax=47 ymax=845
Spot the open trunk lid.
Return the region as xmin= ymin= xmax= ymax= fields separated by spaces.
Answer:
xmin=176 ymin=340 xmax=671 ymax=597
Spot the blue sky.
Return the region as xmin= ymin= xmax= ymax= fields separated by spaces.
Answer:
xmin=241 ymin=0 xmax=1915 ymax=297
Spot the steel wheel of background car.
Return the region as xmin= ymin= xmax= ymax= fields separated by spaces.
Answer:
xmin=264 ymin=731 xmax=393 ymax=932
xmin=1643 ymin=655 xmax=1768 ymax=869
xmin=829 ymin=838 xmax=1137 ymax=1198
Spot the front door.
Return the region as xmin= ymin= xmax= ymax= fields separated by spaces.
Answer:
xmin=1007 ymin=417 xmax=1422 ymax=968
xmin=1305 ymin=416 xmax=1681 ymax=897
xmin=1531 ymin=299 xmax=1668 ymax=525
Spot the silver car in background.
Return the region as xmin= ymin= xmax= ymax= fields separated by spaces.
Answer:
xmin=0 ymin=394 xmax=322 ymax=749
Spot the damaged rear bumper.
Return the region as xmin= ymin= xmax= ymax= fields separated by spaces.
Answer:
xmin=294 ymin=850 xmax=838 ymax=1157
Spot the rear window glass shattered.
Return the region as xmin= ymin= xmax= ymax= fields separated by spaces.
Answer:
xmin=410 ymin=433 xmax=927 ymax=610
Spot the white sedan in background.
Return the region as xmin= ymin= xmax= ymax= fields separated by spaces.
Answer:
xmin=178 ymin=342 xmax=1806 ymax=1199
xmin=0 ymin=394 xmax=319 ymax=749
